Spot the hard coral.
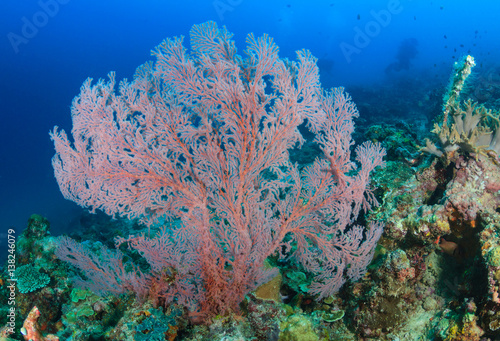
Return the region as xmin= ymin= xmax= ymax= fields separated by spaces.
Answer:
xmin=16 ymin=264 xmax=50 ymax=294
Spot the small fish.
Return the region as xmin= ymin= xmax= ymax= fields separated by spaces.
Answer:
xmin=454 ymin=48 xmax=456 ymax=52
xmin=444 ymin=35 xmax=447 ymax=39
xmin=452 ymin=55 xmax=455 ymax=59
xmin=357 ymin=14 xmax=360 ymax=20
xmin=287 ymin=4 xmax=291 ymax=8
xmin=440 ymin=6 xmax=444 ymax=10
xmin=460 ymin=44 xmax=464 ymax=47
xmin=414 ymin=16 xmax=416 ymax=20
xmin=434 ymin=64 xmax=437 ymax=67
xmin=438 ymin=237 xmax=466 ymax=258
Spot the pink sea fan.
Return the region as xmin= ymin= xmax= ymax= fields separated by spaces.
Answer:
xmin=52 ymin=21 xmax=385 ymax=318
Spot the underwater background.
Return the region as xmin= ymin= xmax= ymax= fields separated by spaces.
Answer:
xmin=1 ymin=0 xmax=499 ymax=242
xmin=2 ymin=1 xmax=500 ymax=340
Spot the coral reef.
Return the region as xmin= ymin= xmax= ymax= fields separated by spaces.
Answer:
xmin=423 ymin=55 xmax=500 ymax=161
xmin=351 ymin=54 xmax=500 ymax=340
xmin=0 ymin=214 xmax=71 ymax=340
xmin=4 ymin=18 xmax=500 ymax=339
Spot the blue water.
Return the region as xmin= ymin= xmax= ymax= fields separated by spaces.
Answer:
xmin=1 ymin=0 xmax=499 ymax=242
